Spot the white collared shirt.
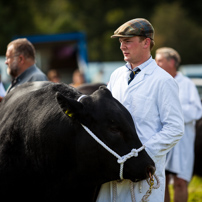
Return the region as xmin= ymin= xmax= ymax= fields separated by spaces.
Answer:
xmin=125 ymin=56 xmax=153 ymax=72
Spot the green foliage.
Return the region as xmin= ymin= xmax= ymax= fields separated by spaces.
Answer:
xmin=0 ymin=0 xmax=202 ymax=63
xmin=151 ymin=2 xmax=202 ymax=64
xmin=30 ymin=0 xmax=80 ymax=33
xmin=0 ymin=0 xmax=36 ymax=54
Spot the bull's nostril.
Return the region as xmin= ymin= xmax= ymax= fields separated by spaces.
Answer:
xmin=147 ymin=165 xmax=156 ymax=177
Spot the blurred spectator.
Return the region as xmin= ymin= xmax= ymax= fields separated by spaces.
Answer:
xmin=5 ymin=38 xmax=48 ymax=94
xmin=69 ymin=69 xmax=85 ymax=88
xmin=47 ymin=69 xmax=61 ymax=83
xmin=0 ymin=74 xmax=6 ymax=102
xmin=155 ymin=47 xmax=202 ymax=202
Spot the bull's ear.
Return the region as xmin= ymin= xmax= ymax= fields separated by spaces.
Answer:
xmin=56 ymin=92 xmax=83 ymax=117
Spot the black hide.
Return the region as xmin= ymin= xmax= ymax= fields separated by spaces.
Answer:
xmin=0 ymin=81 xmax=155 ymax=201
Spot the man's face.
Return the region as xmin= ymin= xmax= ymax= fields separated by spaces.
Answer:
xmin=119 ymin=36 xmax=146 ymax=67
xmin=5 ymin=45 xmax=19 ymax=78
xmin=155 ymin=53 xmax=172 ymax=72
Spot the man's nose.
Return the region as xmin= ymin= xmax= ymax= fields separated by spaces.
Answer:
xmin=120 ymin=42 xmax=125 ymax=50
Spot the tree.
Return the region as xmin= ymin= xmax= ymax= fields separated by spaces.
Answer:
xmin=151 ymin=2 xmax=202 ymax=64
xmin=0 ymin=0 xmax=36 ymax=55
xmin=0 ymin=0 xmax=202 ymax=64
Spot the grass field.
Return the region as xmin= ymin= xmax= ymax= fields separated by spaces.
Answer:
xmin=169 ymin=175 xmax=202 ymax=202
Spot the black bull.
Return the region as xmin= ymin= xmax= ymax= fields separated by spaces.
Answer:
xmin=0 ymin=81 xmax=155 ymax=201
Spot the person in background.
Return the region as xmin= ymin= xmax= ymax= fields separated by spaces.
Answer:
xmin=155 ymin=47 xmax=202 ymax=202
xmin=5 ymin=38 xmax=47 ymax=94
xmin=47 ymin=69 xmax=61 ymax=83
xmin=96 ymin=18 xmax=184 ymax=202
xmin=0 ymin=74 xmax=6 ymax=102
xmin=69 ymin=69 xmax=85 ymax=88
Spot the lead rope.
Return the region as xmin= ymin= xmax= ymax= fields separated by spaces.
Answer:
xmin=112 ymin=174 xmax=160 ymax=202
xmin=113 ymin=181 xmax=117 ymax=202
xmin=77 ymin=95 xmax=145 ymax=180
xmin=141 ymin=174 xmax=160 ymax=202
xmin=77 ymin=95 xmax=160 ymax=201
xmin=130 ymin=181 xmax=136 ymax=202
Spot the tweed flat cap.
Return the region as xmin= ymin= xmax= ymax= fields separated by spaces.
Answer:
xmin=111 ymin=18 xmax=154 ymax=40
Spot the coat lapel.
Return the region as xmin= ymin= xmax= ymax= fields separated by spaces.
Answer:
xmin=130 ymin=60 xmax=157 ymax=86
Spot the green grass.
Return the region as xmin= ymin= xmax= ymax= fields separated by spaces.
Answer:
xmin=169 ymin=175 xmax=202 ymax=202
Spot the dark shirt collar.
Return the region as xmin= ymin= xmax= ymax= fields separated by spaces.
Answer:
xmin=15 ymin=65 xmax=36 ymax=82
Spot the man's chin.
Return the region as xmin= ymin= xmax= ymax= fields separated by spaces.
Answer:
xmin=124 ymin=57 xmax=129 ymax=62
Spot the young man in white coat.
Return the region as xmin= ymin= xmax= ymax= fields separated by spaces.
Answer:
xmin=96 ymin=18 xmax=184 ymax=202
xmin=155 ymin=47 xmax=202 ymax=202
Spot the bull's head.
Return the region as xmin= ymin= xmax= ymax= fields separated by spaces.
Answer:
xmin=56 ymin=86 xmax=155 ymax=183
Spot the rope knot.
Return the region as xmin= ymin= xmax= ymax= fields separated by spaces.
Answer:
xmin=117 ymin=157 xmax=125 ymax=164
xmin=79 ymin=124 xmax=146 ymax=181
xmin=117 ymin=148 xmax=140 ymax=165
xmin=131 ymin=149 xmax=138 ymax=157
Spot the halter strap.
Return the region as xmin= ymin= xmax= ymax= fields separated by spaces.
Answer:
xmin=77 ymin=95 xmax=87 ymax=102
xmin=81 ymin=124 xmax=145 ymax=180
xmin=76 ymin=94 xmax=145 ymax=180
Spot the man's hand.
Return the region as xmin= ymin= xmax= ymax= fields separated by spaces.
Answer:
xmin=0 ymin=96 xmax=3 ymax=102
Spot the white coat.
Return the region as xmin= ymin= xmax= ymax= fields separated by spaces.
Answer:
xmin=165 ymin=72 xmax=202 ymax=182
xmin=0 ymin=82 xmax=6 ymax=97
xmin=96 ymin=58 xmax=184 ymax=202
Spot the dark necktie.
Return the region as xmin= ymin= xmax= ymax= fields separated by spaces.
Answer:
xmin=128 ymin=68 xmax=141 ymax=85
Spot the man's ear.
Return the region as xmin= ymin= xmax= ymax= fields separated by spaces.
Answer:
xmin=170 ymin=58 xmax=176 ymax=67
xmin=18 ymin=54 xmax=25 ymax=64
xmin=56 ymin=92 xmax=83 ymax=118
xmin=143 ymin=38 xmax=151 ymax=49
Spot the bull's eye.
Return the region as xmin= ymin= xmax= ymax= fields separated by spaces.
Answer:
xmin=109 ymin=119 xmax=121 ymax=135
xmin=110 ymin=126 xmax=119 ymax=133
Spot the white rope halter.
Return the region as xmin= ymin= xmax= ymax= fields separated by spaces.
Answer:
xmin=76 ymin=95 xmax=160 ymax=202
xmin=77 ymin=95 xmax=146 ymax=180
